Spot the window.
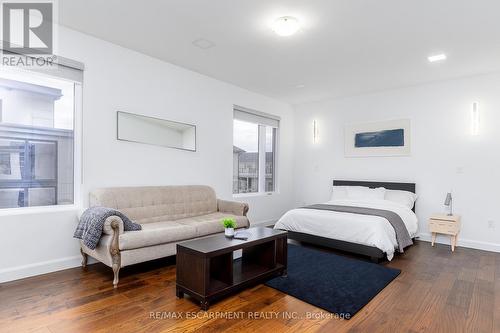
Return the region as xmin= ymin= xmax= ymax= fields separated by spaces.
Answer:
xmin=0 ymin=64 xmax=82 ymax=209
xmin=233 ymin=106 xmax=279 ymax=194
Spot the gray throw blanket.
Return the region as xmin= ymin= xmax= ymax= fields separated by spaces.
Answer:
xmin=302 ymin=204 xmax=413 ymax=252
xmin=74 ymin=207 xmax=141 ymax=250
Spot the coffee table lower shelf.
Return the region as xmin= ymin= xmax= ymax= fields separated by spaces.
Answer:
xmin=177 ymin=262 xmax=285 ymax=310
xmin=175 ymin=228 xmax=288 ymax=310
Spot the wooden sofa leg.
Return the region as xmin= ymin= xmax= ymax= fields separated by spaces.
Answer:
xmin=110 ymin=219 xmax=121 ymax=288
xmin=112 ymin=263 xmax=120 ymax=288
xmin=80 ymin=248 xmax=88 ymax=268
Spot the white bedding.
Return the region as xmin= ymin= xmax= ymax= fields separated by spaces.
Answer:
xmin=274 ymin=199 xmax=418 ymax=261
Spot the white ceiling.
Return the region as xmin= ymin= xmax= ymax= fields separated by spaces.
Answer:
xmin=59 ymin=0 xmax=500 ymax=105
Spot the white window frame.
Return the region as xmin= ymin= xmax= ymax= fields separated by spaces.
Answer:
xmin=0 ymin=57 xmax=84 ymax=215
xmin=233 ymin=105 xmax=279 ymax=197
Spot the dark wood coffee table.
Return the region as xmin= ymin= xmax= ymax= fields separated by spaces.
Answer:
xmin=176 ymin=227 xmax=287 ymax=310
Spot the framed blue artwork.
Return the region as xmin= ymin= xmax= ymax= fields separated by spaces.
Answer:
xmin=345 ymin=119 xmax=411 ymax=157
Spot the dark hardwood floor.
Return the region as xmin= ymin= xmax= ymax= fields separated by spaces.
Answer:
xmin=1 ymin=240 xmax=499 ymax=332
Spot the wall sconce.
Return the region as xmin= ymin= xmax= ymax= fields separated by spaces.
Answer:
xmin=313 ymin=120 xmax=319 ymax=143
xmin=471 ymin=102 xmax=479 ymax=136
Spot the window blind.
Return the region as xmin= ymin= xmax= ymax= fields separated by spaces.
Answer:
xmin=1 ymin=49 xmax=84 ymax=83
xmin=31 ymin=55 xmax=84 ymax=83
xmin=233 ymin=105 xmax=280 ymax=128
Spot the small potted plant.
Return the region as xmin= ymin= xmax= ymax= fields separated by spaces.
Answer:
xmin=222 ymin=217 xmax=237 ymax=237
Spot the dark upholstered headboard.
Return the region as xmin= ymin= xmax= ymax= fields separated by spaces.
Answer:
xmin=332 ymin=180 xmax=416 ymax=212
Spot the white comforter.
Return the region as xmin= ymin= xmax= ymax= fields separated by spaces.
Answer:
xmin=274 ymin=199 xmax=418 ymax=261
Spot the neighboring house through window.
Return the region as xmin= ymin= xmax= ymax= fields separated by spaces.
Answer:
xmin=0 ymin=64 xmax=83 ymax=209
xmin=233 ymin=106 xmax=278 ymax=194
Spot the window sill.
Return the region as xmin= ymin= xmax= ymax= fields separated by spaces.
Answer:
xmin=0 ymin=204 xmax=80 ymax=217
xmin=233 ymin=192 xmax=279 ymax=199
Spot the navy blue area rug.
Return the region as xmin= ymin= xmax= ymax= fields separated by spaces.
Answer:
xmin=265 ymin=244 xmax=400 ymax=318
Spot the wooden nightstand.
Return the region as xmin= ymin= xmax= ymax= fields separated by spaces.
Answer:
xmin=429 ymin=214 xmax=461 ymax=252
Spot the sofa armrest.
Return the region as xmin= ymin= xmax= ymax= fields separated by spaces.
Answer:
xmin=102 ymin=216 xmax=125 ymax=236
xmin=217 ymin=199 xmax=249 ymax=216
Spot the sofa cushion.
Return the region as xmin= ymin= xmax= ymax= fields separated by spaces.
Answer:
xmin=89 ymin=185 xmax=217 ymax=222
xmin=176 ymin=212 xmax=249 ymax=237
xmin=118 ymin=212 xmax=249 ymax=250
xmin=119 ymin=222 xmax=196 ymax=250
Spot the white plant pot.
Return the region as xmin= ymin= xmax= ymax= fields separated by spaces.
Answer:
xmin=225 ymin=228 xmax=235 ymax=237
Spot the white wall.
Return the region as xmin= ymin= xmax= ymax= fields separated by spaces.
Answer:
xmin=0 ymin=26 xmax=295 ymax=282
xmin=293 ymin=72 xmax=500 ymax=252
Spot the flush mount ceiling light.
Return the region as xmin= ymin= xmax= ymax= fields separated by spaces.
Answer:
xmin=272 ymin=16 xmax=300 ymax=37
xmin=428 ymin=53 xmax=447 ymax=62
xmin=192 ymin=38 xmax=215 ymax=49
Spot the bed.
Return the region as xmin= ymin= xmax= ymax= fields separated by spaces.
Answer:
xmin=274 ymin=180 xmax=418 ymax=262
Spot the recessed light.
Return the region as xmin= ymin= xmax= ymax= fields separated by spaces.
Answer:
xmin=192 ymin=38 xmax=215 ymax=49
xmin=428 ymin=53 xmax=447 ymax=62
xmin=272 ymin=16 xmax=300 ymax=37
xmin=295 ymin=84 xmax=305 ymax=88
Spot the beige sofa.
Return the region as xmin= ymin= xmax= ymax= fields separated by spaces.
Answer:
xmin=79 ymin=185 xmax=249 ymax=287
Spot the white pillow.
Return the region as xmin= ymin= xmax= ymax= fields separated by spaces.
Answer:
xmin=385 ymin=189 xmax=417 ymax=209
xmin=346 ymin=186 xmax=386 ymax=201
xmin=330 ymin=186 xmax=349 ymax=201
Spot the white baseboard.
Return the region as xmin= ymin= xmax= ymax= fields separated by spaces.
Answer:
xmin=0 ymin=219 xmax=278 ymax=284
xmin=417 ymin=233 xmax=500 ymax=253
xmin=0 ymin=255 xmax=84 ymax=283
